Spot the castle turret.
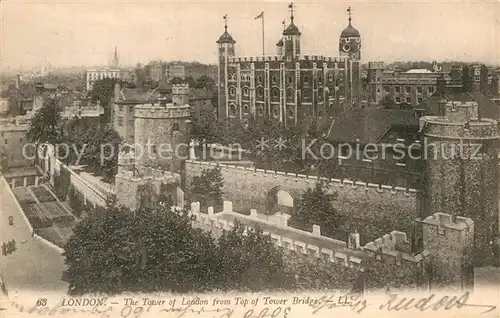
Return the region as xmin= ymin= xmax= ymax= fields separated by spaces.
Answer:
xmin=421 ymin=101 xmax=499 ymax=266
xmin=339 ymin=7 xmax=361 ymax=60
xmin=282 ymin=3 xmax=301 ymax=57
xmin=421 ymin=213 xmax=474 ymax=291
xmin=217 ymin=14 xmax=236 ymax=121
xmin=133 ymin=83 xmax=191 ymax=171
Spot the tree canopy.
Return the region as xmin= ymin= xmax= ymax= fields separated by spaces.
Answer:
xmin=289 ymin=182 xmax=339 ymax=236
xmin=63 ymin=198 xmax=294 ymax=295
xmin=26 ymin=98 xmax=63 ymax=145
xmin=187 ymin=167 xmax=224 ymax=211
xmin=87 ymin=78 xmax=120 ymax=124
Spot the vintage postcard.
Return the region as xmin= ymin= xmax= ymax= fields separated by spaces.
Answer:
xmin=0 ymin=1 xmax=499 ymax=317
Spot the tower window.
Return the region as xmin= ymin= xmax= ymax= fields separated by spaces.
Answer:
xmin=395 ymin=97 xmax=401 ymax=104
xmin=406 ymin=97 xmax=411 ymax=104
xmin=329 ymin=102 xmax=333 ymax=108
xmin=243 ymin=105 xmax=249 ymax=114
xmin=384 ymin=86 xmax=390 ymax=93
xmin=288 ymin=110 xmax=294 ymax=118
xmin=258 ymin=107 xmax=264 ymax=116
xmin=258 ymin=76 xmax=263 ymax=83
xmin=242 ymin=87 xmax=249 ymax=96
xmin=318 ymin=110 xmax=323 ymax=117
xmin=257 ymin=88 xmax=264 ymax=98
xmin=272 ymin=107 xmax=279 ymax=117
xmin=172 ymin=122 xmax=179 ymax=131
xmin=272 ymin=76 xmax=277 ymax=84
xmin=417 ymin=86 xmax=423 ymax=94
xmin=229 ymin=104 xmax=236 ymax=117
xmin=287 ymin=76 xmax=293 ymax=83
xmin=303 ymin=75 xmax=309 ymax=84
xmin=229 ymin=87 xmax=236 ymax=96
xmin=287 ymin=88 xmax=294 ymax=101
xmin=395 ymin=86 xmax=401 ymax=93
xmin=405 ymin=86 xmax=411 ymax=93
xmin=428 ymin=86 xmax=435 ymax=94
xmin=272 ymin=89 xmax=279 ymax=98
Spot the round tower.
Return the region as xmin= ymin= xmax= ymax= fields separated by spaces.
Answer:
xmin=339 ymin=7 xmax=361 ymax=60
xmin=421 ymin=101 xmax=499 ymax=265
xmin=133 ymin=84 xmax=191 ymax=172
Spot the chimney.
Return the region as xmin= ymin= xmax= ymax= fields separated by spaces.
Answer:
xmin=312 ymin=225 xmax=321 ymax=237
xmin=114 ymin=82 xmax=121 ymax=102
xmin=348 ymin=231 xmax=361 ymax=249
xmin=15 ymin=74 xmax=21 ymax=89
xmin=436 ymin=74 xmax=446 ymax=95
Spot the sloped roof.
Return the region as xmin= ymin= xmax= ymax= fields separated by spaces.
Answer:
xmin=327 ymin=108 xmax=418 ymax=144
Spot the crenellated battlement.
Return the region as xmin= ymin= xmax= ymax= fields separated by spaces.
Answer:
xmin=116 ymin=165 xmax=180 ymax=183
xmin=364 ymin=231 xmax=430 ymax=264
xmin=134 ymin=103 xmax=191 ymax=119
xmin=421 ymin=212 xmax=474 ymax=231
xmin=228 ymin=55 xmax=348 ymax=64
xmin=189 ymin=201 xmax=364 ymax=269
xmin=185 ymin=160 xmax=419 ymax=195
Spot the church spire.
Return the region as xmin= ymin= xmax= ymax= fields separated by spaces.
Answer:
xmin=112 ymin=46 xmax=119 ymax=66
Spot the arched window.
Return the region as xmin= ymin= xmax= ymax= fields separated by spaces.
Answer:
xmin=272 ymin=88 xmax=279 ymax=98
xmin=318 ymin=88 xmax=323 ymax=100
xmin=288 ymin=109 xmax=294 ymax=118
xmin=257 ymin=87 xmax=264 ymax=98
xmin=258 ymin=76 xmax=263 ymax=83
xmin=172 ymin=122 xmax=179 ymax=131
xmin=287 ymin=76 xmax=293 ymax=84
xmin=243 ymin=105 xmax=249 ymax=114
xmin=272 ymin=76 xmax=277 ymax=84
xmin=303 ymin=75 xmax=309 ymax=84
xmin=318 ymin=110 xmax=323 ymax=118
xmin=258 ymin=107 xmax=264 ymax=116
xmin=329 ymin=102 xmax=334 ymax=108
xmin=230 ymin=104 xmax=236 ymax=116
xmin=272 ymin=107 xmax=279 ymax=117
xmin=242 ymin=87 xmax=249 ymax=97
xmin=287 ymin=88 xmax=294 ymax=101
xmin=229 ymin=87 xmax=236 ymax=96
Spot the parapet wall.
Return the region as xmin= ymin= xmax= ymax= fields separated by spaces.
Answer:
xmin=185 ymin=160 xmax=421 ymax=242
xmin=228 ymin=55 xmax=348 ymax=64
xmin=189 ymin=201 xmax=363 ymax=269
xmin=134 ymin=104 xmax=191 ymax=119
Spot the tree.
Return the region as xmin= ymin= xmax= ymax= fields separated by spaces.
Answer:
xmin=26 ymin=99 xmax=63 ymax=145
xmin=0 ymin=145 xmax=8 ymax=173
xmin=87 ymin=78 xmax=119 ymax=124
xmin=290 ymin=182 xmax=339 ymax=236
xmin=379 ymin=95 xmax=396 ymax=109
xmin=188 ymin=167 xmax=224 ymax=211
xmin=216 ymin=222 xmax=294 ymax=291
xmin=193 ymin=75 xmax=215 ymax=89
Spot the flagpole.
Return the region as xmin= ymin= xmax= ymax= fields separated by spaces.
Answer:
xmin=261 ymin=13 xmax=265 ymax=56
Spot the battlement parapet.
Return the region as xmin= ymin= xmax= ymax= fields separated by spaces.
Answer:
xmin=116 ymin=167 xmax=180 ymax=184
xmin=189 ymin=201 xmax=364 ymax=268
xmin=421 ymin=212 xmax=474 ymax=231
xmin=423 ymin=116 xmax=499 ymax=139
xmin=227 ymin=55 xmax=348 ymax=64
xmin=364 ymin=230 xmax=430 ymax=264
xmin=134 ymin=103 xmax=191 ymax=119
xmin=185 ymin=160 xmax=420 ymax=195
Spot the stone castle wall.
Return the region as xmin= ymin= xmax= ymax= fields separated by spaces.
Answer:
xmin=185 ymin=160 xmax=422 ymax=243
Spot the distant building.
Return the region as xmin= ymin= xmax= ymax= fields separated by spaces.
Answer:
xmin=0 ymin=115 xmax=34 ymax=169
xmin=85 ymin=68 xmax=120 ymax=91
xmin=166 ymin=64 xmax=186 ymax=81
xmin=145 ymin=61 xmax=167 ymax=82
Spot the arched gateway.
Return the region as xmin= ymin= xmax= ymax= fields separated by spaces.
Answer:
xmin=266 ymin=186 xmax=294 ymax=214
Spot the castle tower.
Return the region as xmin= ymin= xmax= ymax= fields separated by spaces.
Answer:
xmin=367 ymin=62 xmax=384 ymax=104
xmin=217 ymin=14 xmax=236 ymax=120
xmin=282 ymin=3 xmax=301 ymax=57
xmin=421 ymin=213 xmax=474 ymax=291
xmin=133 ymin=84 xmax=191 ymax=172
xmin=339 ymin=7 xmax=361 ymax=60
xmin=421 ymin=101 xmax=499 ymax=266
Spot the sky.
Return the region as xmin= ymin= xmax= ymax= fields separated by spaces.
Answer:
xmin=1 ymin=0 xmax=499 ymax=70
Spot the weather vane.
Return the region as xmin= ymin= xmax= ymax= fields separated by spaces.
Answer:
xmin=347 ymin=6 xmax=352 ymax=25
xmin=223 ymin=14 xmax=228 ymax=31
xmin=288 ymin=2 xmax=295 ymax=23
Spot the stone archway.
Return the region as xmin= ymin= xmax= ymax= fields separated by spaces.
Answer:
xmin=266 ymin=186 xmax=294 ymax=214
